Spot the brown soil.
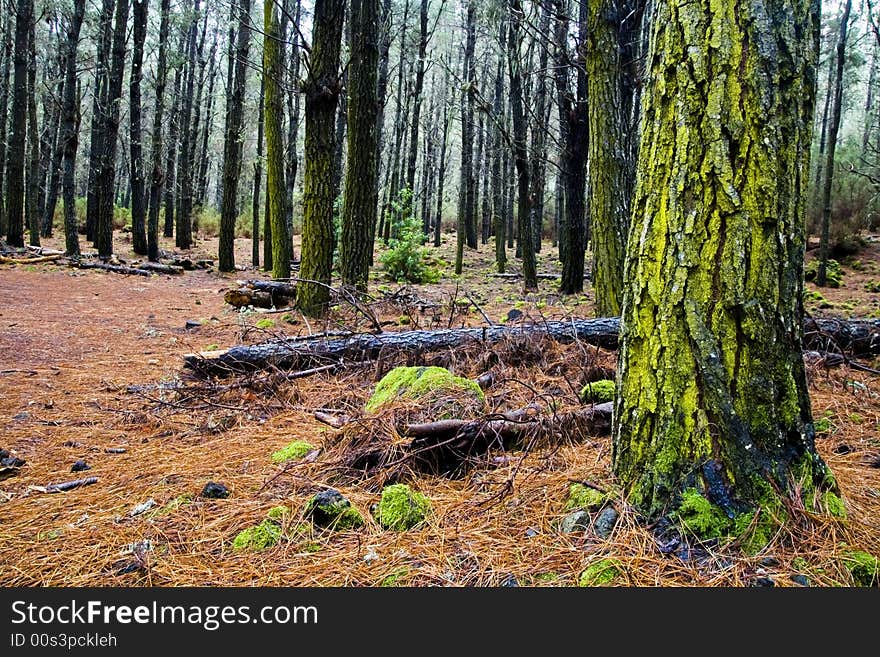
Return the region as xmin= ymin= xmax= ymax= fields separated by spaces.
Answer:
xmin=0 ymin=230 xmax=878 ymax=587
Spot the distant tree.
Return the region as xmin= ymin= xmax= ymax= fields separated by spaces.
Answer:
xmin=147 ymin=0 xmax=171 ymax=262
xmin=129 ymin=0 xmax=149 ymax=255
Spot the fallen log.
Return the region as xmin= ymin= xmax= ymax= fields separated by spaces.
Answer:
xmin=184 ymin=318 xmax=622 ymax=375
xmin=224 ymin=280 xmax=297 ymax=309
xmin=73 ymin=261 xmax=152 ymax=276
xmin=0 ymin=254 xmax=62 ymax=265
xmin=44 ymin=476 xmax=98 ymax=493
xmin=184 ymin=316 xmax=880 ymax=377
xmin=138 ymin=262 xmax=184 ymax=275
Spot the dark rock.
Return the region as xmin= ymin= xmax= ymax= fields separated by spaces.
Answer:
xmin=303 ymin=489 xmax=364 ymax=529
xmin=833 ymin=443 xmax=853 ymax=455
xmin=760 ymin=556 xmax=780 ymax=568
xmin=1 ymin=455 xmax=26 ymax=468
xmin=506 ymin=308 xmax=523 ymax=322
xmin=200 ymin=481 xmax=230 ymax=499
xmin=790 ymin=574 xmax=809 ymax=587
xmin=593 ymin=507 xmax=619 ymax=539
xmin=560 ymin=510 xmax=591 ymax=534
xmin=499 ymin=574 xmax=520 ymax=587
xmin=868 ymin=455 xmax=880 ymax=469
xmin=12 ymin=412 xmax=29 ymax=421
xmin=0 ymin=449 xmax=8 ymax=460
xmin=114 ymin=562 xmax=143 ymax=576
xmin=676 ymin=544 xmax=709 ymax=564
xmin=751 ymin=577 xmax=775 ymax=587
xmin=184 ymin=320 xmax=201 ymax=330
xmin=63 ymin=440 xmax=82 ymax=448
xmin=71 ymin=460 xmax=91 ymax=472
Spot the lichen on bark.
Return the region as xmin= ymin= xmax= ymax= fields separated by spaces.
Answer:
xmin=612 ymin=0 xmax=834 ymax=522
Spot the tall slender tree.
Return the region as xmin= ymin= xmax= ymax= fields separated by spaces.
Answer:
xmin=218 ymin=0 xmax=252 ymax=271
xmin=297 ymin=0 xmax=345 ymax=316
xmin=25 ymin=11 xmax=40 ymax=247
xmin=0 ymin=14 xmax=12 ymax=238
xmin=129 ymin=0 xmax=149 ymax=255
xmin=147 ymin=0 xmax=171 ymax=261
xmin=60 ymin=0 xmax=86 ymax=257
xmin=339 ymin=0 xmax=380 ymax=290
xmin=175 ymin=0 xmax=200 ymax=250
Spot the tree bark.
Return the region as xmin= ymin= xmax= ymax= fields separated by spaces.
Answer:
xmin=219 ymin=0 xmax=252 ymax=271
xmin=129 ymin=0 xmax=149 ymax=255
xmin=85 ymin=0 xmax=114 ymax=245
xmin=0 ymin=14 xmax=12 ymax=238
xmin=297 ymin=0 xmax=345 ymax=316
xmin=339 ymin=0 xmax=380 ymax=290
xmin=174 ymin=0 xmax=201 ymax=251
xmin=265 ymin=0 xmax=291 ymax=278
xmin=613 ymin=0 xmax=833 ymax=523
xmin=4 ymin=0 xmax=32 ymax=247
xmin=25 ymin=12 xmax=40 ymax=247
xmin=817 ymin=0 xmax=853 ymax=286
xmin=60 ymin=0 xmax=86 ymax=257
xmin=147 ymin=0 xmax=171 ymax=261
xmin=163 ymin=59 xmax=183 ymax=239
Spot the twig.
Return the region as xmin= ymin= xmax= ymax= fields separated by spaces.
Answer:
xmin=45 ymin=477 xmax=98 ymax=493
xmin=314 ymin=411 xmax=350 ymax=429
xmin=464 ymin=290 xmax=497 ymax=326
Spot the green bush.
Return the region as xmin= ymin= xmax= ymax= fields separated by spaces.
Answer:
xmin=380 ymin=190 xmax=441 ymax=284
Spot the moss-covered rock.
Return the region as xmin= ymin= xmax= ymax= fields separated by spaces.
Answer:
xmin=303 ymin=489 xmax=364 ymax=530
xmin=270 ymin=440 xmax=315 ymax=464
xmin=232 ymin=519 xmax=283 ymax=551
xmin=842 ymin=550 xmax=878 ymax=586
xmin=580 ymin=379 xmax=616 ymax=403
xmin=805 ymin=259 xmax=843 ymax=288
xmin=564 ymin=483 xmax=606 ymax=512
xmin=364 ymin=366 xmax=485 ymax=419
xmin=376 ymin=483 xmax=432 ymax=531
xmin=559 ymin=510 xmax=591 ymax=534
xmin=578 ymin=559 xmax=622 ymax=586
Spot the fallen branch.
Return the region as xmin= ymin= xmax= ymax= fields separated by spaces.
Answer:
xmin=45 ymin=477 xmax=98 ymax=493
xmin=138 ymin=262 xmax=184 ymax=275
xmin=0 ymin=254 xmax=62 ymax=265
xmin=73 ymin=261 xmax=152 ymax=276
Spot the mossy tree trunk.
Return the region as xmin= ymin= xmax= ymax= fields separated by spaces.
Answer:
xmin=254 ymin=78 xmax=265 ymax=270
xmin=587 ymin=0 xmax=633 ymax=317
xmin=297 ymin=0 xmax=344 ymax=316
xmin=218 ymin=0 xmax=252 ymax=271
xmin=612 ymin=0 xmax=834 ymax=523
xmin=264 ymin=0 xmax=291 ymax=279
xmin=339 ymin=0 xmax=380 ymax=291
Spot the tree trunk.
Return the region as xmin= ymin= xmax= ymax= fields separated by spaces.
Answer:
xmin=85 ymin=0 xmax=114 ymax=244
xmin=339 ymin=0 xmax=380 ymax=290
xmin=0 ymin=15 xmax=11 ymax=238
xmin=265 ymin=0 xmax=291 ymax=279
xmin=163 ymin=60 xmax=183 ymax=239
xmin=492 ymin=49 xmax=506 ymax=273
xmin=433 ymin=60 xmax=451 ymax=248
xmin=129 ymin=0 xmax=149 ymax=255
xmin=507 ymin=0 xmax=537 ymax=291
xmin=404 ymin=0 xmax=429 ymax=214
xmin=175 ymin=0 xmax=200 ymax=251
xmin=147 ymin=0 xmax=171 ymax=262
xmin=555 ymin=0 xmax=588 ymax=295
xmin=60 ymin=0 xmax=86 ymax=257
xmin=588 ymin=0 xmax=633 ymax=316
xmin=528 ymin=0 xmax=552 ymax=254
xmin=297 ymin=0 xmax=345 ymax=316
xmin=817 ymin=0 xmax=853 ymax=287
xmin=613 ymin=0 xmax=833 ymax=527
xmin=95 ymin=0 xmax=130 ymax=258
xmin=455 ymin=4 xmax=476 ymax=274
xmin=4 ymin=0 xmax=32 ymax=247
xmin=254 ymin=77 xmax=265 ymax=270
xmin=284 ymin=0 xmax=302 ymax=241
xmin=219 ymin=0 xmax=252 ymax=271
xmin=25 ymin=13 xmax=40 ymax=247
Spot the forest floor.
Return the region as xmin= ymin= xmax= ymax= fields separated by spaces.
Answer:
xmin=1 ymin=229 xmax=879 ymax=586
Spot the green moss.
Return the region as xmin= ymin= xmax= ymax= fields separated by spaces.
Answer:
xmin=364 ymin=366 xmax=485 ymax=414
xmin=379 ymin=567 xmax=409 ymax=587
xmin=148 ymin=494 xmax=195 ymax=518
xmin=255 ymin=318 xmax=275 ymax=329
xmin=792 ymin=557 xmax=809 ymax=571
xmin=270 ymin=440 xmax=315 ymax=464
xmin=580 ymin=379 xmax=616 ymax=403
xmin=803 ymin=289 xmax=827 ymax=303
xmin=303 ymin=490 xmax=365 ymax=530
xmin=535 ymin=572 xmax=558 ymax=583
xmin=733 ymin=510 xmax=779 ymax=555
xmin=376 ymin=484 xmax=432 ymax=531
xmin=232 ymin=519 xmax=282 ymax=551
xmin=266 ymin=505 xmax=289 ymax=521
xmin=842 ymin=551 xmax=878 ymax=586
xmin=578 ymin=559 xmax=622 ymax=587
xmin=865 ymin=280 xmax=880 ymax=293
xmin=805 ymin=259 xmax=843 ymax=288
xmin=564 ymin=483 xmax=606 ymax=512
xmin=820 ymin=491 xmax=847 ymax=519
xmin=674 ymin=489 xmax=732 ymax=539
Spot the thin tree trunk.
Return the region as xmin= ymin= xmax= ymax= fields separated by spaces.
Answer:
xmin=817 ymin=0 xmax=853 ymax=286
xmin=60 ymin=0 xmax=86 ymax=256
xmin=147 ymin=0 xmax=171 ymax=261
xmin=129 ymin=0 xmax=149 ymax=255
xmin=163 ymin=59 xmax=183 ymax=238
xmin=4 ymin=0 xmax=32 ymax=247
xmin=175 ymin=0 xmax=201 ymax=250
xmin=492 ymin=48 xmax=506 ymax=273
xmin=254 ymin=77 xmax=265 ymax=270
xmin=85 ymin=0 xmax=114 ymax=245
xmin=0 ymin=14 xmax=12 ymax=238
xmin=433 ymin=60 xmax=451 ymax=248
xmin=25 ymin=12 xmax=40 ymax=247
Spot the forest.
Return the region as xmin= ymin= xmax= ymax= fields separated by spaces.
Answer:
xmin=0 ymin=0 xmax=879 ymax=588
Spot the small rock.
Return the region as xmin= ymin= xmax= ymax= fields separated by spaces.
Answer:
xmin=200 ymin=481 xmax=230 ymax=499
xmin=63 ymin=441 xmax=82 ymax=448
xmin=866 ymin=455 xmax=880 ymax=469
xmin=71 ymin=460 xmax=91 ymax=473
xmin=506 ymin=308 xmax=524 ymax=322
xmin=525 ymin=526 xmax=540 ymax=538
xmin=790 ymin=574 xmax=809 ymax=587
xmin=752 ymin=576 xmax=775 ymax=587
xmin=499 ymin=574 xmax=520 ymax=587
xmin=184 ymin=320 xmax=201 ymax=330
xmin=760 ymin=556 xmax=780 ymax=568
xmin=363 ymin=547 xmax=380 ymax=564
xmin=114 ymin=562 xmax=143 ymax=576
xmin=0 ymin=455 xmax=26 ymax=468
xmin=130 ymin=499 xmax=157 ymax=517
xmin=593 ymin=507 xmax=619 ymax=539
xmin=560 ymin=510 xmax=591 ymax=534
xmin=0 ymin=449 xmax=8 ymax=460
xmin=304 ymin=489 xmax=364 ymax=529
xmin=12 ymin=412 xmax=29 ymax=421
xmin=833 ymin=443 xmax=853 ymax=455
